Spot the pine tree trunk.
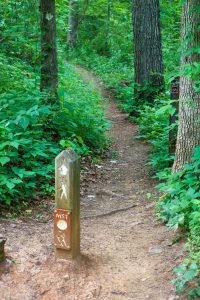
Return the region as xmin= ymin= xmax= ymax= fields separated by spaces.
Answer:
xmin=40 ymin=0 xmax=58 ymax=98
xmin=133 ymin=0 xmax=164 ymax=100
xmin=172 ymin=0 xmax=200 ymax=173
xmin=67 ymin=0 xmax=79 ymax=48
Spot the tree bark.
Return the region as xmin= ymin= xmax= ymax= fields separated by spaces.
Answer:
xmin=67 ymin=0 xmax=79 ymax=48
xmin=172 ymin=0 xmax=200 ymax=173
xmin=40 ymin=0 xmax=58 ymax=98
xmin=133 ymin=0 xmax=164 ymax=100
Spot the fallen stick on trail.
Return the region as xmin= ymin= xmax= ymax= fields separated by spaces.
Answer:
xmin=82 ymin=204 xmax=137 ymax=219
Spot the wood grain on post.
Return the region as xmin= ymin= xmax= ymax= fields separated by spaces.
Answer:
xmin=54 ymin=149 xmax=80 ymax=260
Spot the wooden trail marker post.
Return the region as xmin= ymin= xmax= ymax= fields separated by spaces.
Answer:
xmin=54 ymin=149 xmax=80 ymax=260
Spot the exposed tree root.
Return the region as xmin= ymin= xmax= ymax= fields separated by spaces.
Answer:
xmin=82 ymin=204 xmax=137 ymax=219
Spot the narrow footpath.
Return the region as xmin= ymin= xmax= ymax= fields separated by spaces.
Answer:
xmin=0 ymin=67 xmax=185 ymax=300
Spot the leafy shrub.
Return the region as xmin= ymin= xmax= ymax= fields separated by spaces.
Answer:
xmin=58 ymin=63 xmax=110 ymax=154
xmin=134 ymin=96 xmax=177 ymax=172
xmin=157 ymin=147 xmax=200 ymax=297
xmin=0 ymin=55 xmax=109 ymax=206
xmin=0 ymin=105 xmax=59 ymax=205
xmin=132 ymin=90 xmax=200 ymax=297
xmin=173 ymin=263 xmax=200 ymax=298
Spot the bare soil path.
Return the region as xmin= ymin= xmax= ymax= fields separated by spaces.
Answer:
xmin=0 ymin=67 xmax=185 ymax=300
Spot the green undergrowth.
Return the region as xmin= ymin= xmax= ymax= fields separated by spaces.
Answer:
xmin=157 ymin=147 xmax=200 ymax=298
xmin=69 ymin=49 xmax=134 ymax=109
xmin=133 ymin=95 xmax=200 ymax=298
xmin=0 ymin=53 xmax=109 ymax=206
xmin=133 ymin=95 xmax=177 ymax=172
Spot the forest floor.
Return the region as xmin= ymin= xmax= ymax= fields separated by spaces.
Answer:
xmin=0 ymin=67 xmax=186 ymax=300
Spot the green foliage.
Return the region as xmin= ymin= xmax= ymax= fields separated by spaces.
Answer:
xmin=157 ymin=147 xmax=200 ymax=229
xmin=134 ymin=97 xmax=200 ymax=296
xmin=0 ymin=53 xmax=109 ymax=206
xmin=58 ymin=62 xmax=110 ymax=154
xmin=64 ymin=0 xmax=134 ymax=93
xmin=75 ymin=0 xmax=133 ymax=58
xmin=173 ymin=263 xmax=200 ymax=298
xmin=134 ymin=96 xmax=177 ymax=172
xmin=0 ymin=0 xmax=40 ymax=62
xmin=156 ymin=147 xmax=200 ymax=297
xmin=160 ymin=0 xmax=182 ymax=79
xmin=0 ymin=98 xmax=59 ymax=205
xmin=134 ymin=96 xmax=200 ymax=297
xmin=71 ymin=50 xmax=133 ymax=89
xmin=69 ymin=49 xmax=134 ymax=119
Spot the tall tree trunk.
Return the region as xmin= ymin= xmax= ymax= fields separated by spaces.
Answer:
xmin=133 ymin=0 xmax=164 ymax=102
xmin=67 ymin=0 xmax=79 ymax=48
xmin=40 ymin=0 xmax=58 ymax=98
xmin=172 ymin=0 xmax=200 ymax=173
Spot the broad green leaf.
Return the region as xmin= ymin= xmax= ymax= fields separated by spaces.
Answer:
xmin=0 ymin=156 xmax=10 ymax=166
xmin=6 ymin=181 xmax=15 ymax=190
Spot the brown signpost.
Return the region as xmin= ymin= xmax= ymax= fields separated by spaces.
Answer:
xmin=169 ymin=77 xmax=179 ymax=155
xmin=54 ymin=149 xmax=80 ymax=260
xmin=170 ymin=77 xmax=180 ymax=100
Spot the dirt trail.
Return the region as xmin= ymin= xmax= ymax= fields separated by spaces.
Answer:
xmin=0 ymin=68 xmax=185 ymax=300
